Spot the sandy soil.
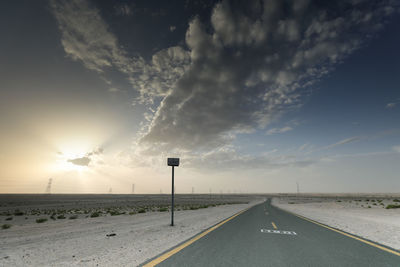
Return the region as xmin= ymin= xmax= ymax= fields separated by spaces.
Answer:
xmin=0 ymin=197 xmax=262 ymax=266
xmin=272 ymin=196 xmax=400 ymax=250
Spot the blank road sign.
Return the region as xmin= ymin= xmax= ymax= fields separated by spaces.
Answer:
xmin=167 ymin=158 xmax=180 ymax=166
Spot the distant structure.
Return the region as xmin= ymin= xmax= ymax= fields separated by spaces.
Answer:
xmin=296 ymin=182 xmax=300 ymax=194
xmin=109 ymin=187 xmax=112 ymax=194
xmin=45 ymin=178 xmax=52 ymax=194
xmin=160 ymin=189 xmax=162 ymax=194
xmin=192 ymin=187 xmax=194 ymax=194
xmin=131 ymin=184 xmax=135 ymax=194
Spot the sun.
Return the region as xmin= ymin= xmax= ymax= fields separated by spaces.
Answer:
xmin=53 ymin=142 xmax=93 ymax=173
xmin=54 ymin=152 xmax=89 ymax=172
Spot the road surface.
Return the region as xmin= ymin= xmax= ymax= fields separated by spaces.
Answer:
xmin=144 ymin=199 xmax=400 ymax=266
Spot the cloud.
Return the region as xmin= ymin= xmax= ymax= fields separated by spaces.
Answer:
xmin=169 ymin=25 xmax=176 ymax=32
xmin=183 ymin=146 xmax=313 ymax=171
xmin=140 ymin=0 xmax=396 ymax=152
xmin=267 ymin=126 xmax=293 ymax=135
xmin=51 ymin=0 xmax=397 ymax=154
xmin=67 ymin=148 xmax=103 ymax=167
xmin=298 ymin=143 xmax=310 ymax=152
xmin=68 ymin=156 xmax=91 ymax=166
xmin=115 ymin=4 xmax=132 ymax=16
xmin=386 ymin=102 xmax=397 ymax=109
xmin=50 ymin=0 xmax=190 ymax=101
xmin=393 ymin=146 xmax=400 ymax=153
xmin=324 ymin=136 xmax=361 ymax=150
xmin=108 ymin=87 xmax=121 ymax=93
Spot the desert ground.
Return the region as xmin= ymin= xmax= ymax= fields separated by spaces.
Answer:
xmin=272 ymin=194 xmax=400 ymax=250
xmin=0 ymin=194 xmax=263 ymax=266
xmin=1 ymin=194 xmax=399 ymax=266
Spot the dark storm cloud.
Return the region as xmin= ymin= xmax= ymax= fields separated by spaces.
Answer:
xmin=141 ymin=0 xmax=397 ymax=151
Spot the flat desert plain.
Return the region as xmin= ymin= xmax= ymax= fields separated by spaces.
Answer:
xmin=0 ymin=194 xmax=263 ymax=266
xmin=272 ymin=194 xmax=400 ymax=250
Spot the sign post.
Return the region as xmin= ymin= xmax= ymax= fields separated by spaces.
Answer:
xmin=167 ymin=158 xmax=179 ymax=226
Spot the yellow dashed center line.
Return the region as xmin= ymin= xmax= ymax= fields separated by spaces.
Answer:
xmin=271 ymin=222 xmax=277 ymax=229
xmin=142 ymin=208 xmax=249 ymax=266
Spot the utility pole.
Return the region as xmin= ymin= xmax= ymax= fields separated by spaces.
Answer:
xmin=192 ymin=187 xmax=194 ymax=194
xmin=132 ymin=184 xmax=135 ymax=194
xmin=45 ymin=178 xmax=52 ymax=194
xmin=296 ymin=182 xmax=300 ymax=195
xmin=167 ymin=158 xmax=179 ymax=226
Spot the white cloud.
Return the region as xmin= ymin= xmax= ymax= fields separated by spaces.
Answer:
xmin=50 ymin=0 xmax=397 ymax=155
xmin=141 ymin=0 xmax=395 ymax=152
xmin=108 ymin=87 xmax=120 ymax=93
xmin=115 ymin=4 xmax=132 ymax=16
xmin=386 ymin=102 xmax=397 ymax=109
xmin=267 ymin=126 xmax=293 ymax=135
xmin=324 ymin=136 xmax=361 ymax=150
xmin=182 ymin=146 xmax=313 ymax=171
xmin=50 ymin=0 xmax=190 ymax=102
xmin=298 ymin=143 xmax=309 ymax=151
xmin=393 ymin=146 xmax=400 ymax=153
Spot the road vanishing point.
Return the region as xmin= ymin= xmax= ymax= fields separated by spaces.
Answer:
xmin=143 ymin=199 xmax=400 ymax=267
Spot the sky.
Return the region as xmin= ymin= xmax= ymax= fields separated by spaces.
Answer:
xmin=0 ymin=0 xmax=399 ymax=194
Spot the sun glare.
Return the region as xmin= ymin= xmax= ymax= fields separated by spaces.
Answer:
xmin=53 ymin=141 xmax=94 ymax=173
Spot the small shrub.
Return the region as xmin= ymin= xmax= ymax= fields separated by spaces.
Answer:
xmin=158 ymin=207 xmax=168 ymax=212
xmin=129 ymin=211 xmax=136 ymax=215
xmin=138 ymin=209 xmax=146 ymax=213
xmin=1 ymin=224 xmax=11 ymax=229
xmin=50 ymin=215 xmax=56 ymax=220
xmin=373 ymin=203 xmax=377 ymax=206
xmin=5 ymin=217 xmax=12 ymax=221
xmin=69 ymin=215 xmax=78 ymax=220
xmin=189 ymin=206 xmax=199 ymax=210
xmin=386 ymin=204 xmax=400 ymax=209
xmin=57 ymin=215 xmax=66 ymax=219
xmin=393 ymin=199 xmax=400 ymax=202
xmin=90 ymin=212 xmax=100 ymax=218
xmin=36 ymin=218 xmax=47 ymax=223
xmin=368 ymin=206 xmax=371 ymax=208
xmin=336 ymin=200 xmax=342 ymax=202
xmin=109 ymin=210 xmax=121 ymax=216
xmin=288 ymin=202 xmax=295 ymax=204
xmin=14 ymin=210 xmax=24 ymax=216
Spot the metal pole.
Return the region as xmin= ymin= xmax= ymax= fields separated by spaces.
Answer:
xmin=171 ymin=166 xmax=174 ymax=226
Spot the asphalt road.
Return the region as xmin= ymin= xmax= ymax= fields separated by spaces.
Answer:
xmin=148 ymin=199 xmax=400 ymax=267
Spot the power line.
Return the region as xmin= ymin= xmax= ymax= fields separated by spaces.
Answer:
xmin=45 ymin=178 xmax=52 ymax=194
